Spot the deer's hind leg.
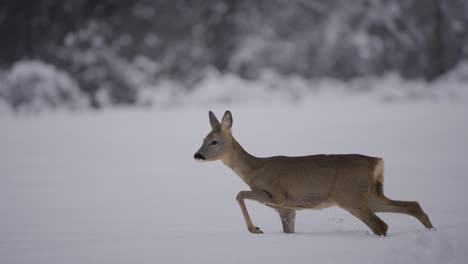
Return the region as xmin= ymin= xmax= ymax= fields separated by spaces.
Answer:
xmin=344 ymin=205 xmax=388 ymax=236
xmin=368 ymin=195 xmax=434 ymax=229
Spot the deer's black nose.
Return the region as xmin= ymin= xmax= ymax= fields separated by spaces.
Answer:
xmin=194 ymin=152 xmax=205 ymax=160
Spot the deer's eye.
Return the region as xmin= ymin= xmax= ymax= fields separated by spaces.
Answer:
xmin=211 ymin=140 xmax=218 ymax=145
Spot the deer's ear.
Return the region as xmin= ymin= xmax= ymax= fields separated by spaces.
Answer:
xmin=221 ymin=110 xmax=233 ymax=130
xmin=209 ymin=111 xmax=220 ymax=129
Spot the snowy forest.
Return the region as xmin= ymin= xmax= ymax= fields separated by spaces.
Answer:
xmin=2 ymin=2 xmax=468 ymax=263
xmin=0 ymin=0 xmax=467 ymax=112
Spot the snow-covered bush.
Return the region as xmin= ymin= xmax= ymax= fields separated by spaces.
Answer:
xmin=438 ymin=61 xmax=468 ymax=83
xmin=0 ymin=71 xmax=10 ymax=115
xmin=0 ymin=60 xmax=88 ymax=113
xmin=142 ymin=64 xmax=468 ymax=108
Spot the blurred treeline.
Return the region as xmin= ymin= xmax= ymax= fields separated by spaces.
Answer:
xmin=0 ymin=0 xmax=467 ymax=108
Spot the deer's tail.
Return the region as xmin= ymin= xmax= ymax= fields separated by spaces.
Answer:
xmin=370 ymin=158 xmax=384 ymax=196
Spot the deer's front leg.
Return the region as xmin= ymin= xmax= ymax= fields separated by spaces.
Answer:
xmin=236 ymin=190 xmax=273 ymax=234
xmin=276 ymin=208 xmax=296 ymax=233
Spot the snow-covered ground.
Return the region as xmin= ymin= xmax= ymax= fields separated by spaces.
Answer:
xmin=1 ymin=96 xmax=468 ymax=263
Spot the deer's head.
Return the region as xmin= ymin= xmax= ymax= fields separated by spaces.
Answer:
xmin=194 ymin=111 xmax=233 ymax=161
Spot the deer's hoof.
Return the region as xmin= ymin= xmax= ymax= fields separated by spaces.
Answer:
xmin=375 ymin=229 xmax=387 ymax=237
xmin=248 ymin=226 xmax=263 ymax=234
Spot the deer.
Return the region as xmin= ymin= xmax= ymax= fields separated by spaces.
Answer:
xmin=194 ymin=110 xmax=434 ymax=236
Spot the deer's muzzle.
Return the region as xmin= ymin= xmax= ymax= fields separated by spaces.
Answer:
xmin=194 ymin=152 xmax=206 ymax=160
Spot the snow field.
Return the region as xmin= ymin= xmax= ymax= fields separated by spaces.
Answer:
xmin=1 ymin=98 xmax=468 ymax=263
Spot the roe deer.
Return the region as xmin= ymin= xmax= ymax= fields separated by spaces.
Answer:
xmin=194 ymin=111 xmax=434 ymax=236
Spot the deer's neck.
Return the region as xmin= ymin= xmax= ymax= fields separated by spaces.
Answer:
xmin=222 ymin=137 xmax=261 ymax=184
